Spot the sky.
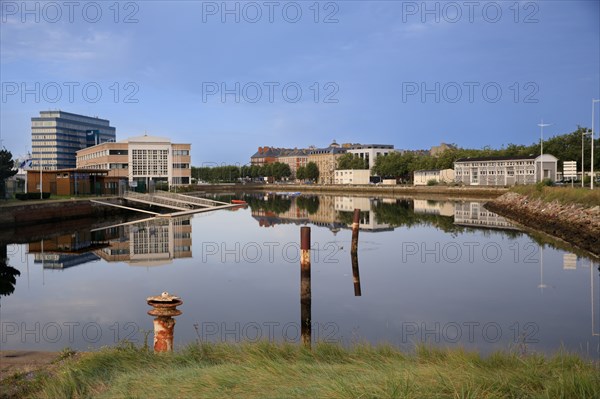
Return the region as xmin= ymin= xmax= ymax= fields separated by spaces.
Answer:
xmin=1 ymin=0 xmax=599 ymax=165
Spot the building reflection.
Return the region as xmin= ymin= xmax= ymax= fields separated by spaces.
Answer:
xmin=27 ymin=231 xmax=106 ymax=269
xmin=26 ymin=216 xmax=193 ymax=268
xmin=413 ymin=199 xmax=454 ymax=217
xmin=94 ymin=216 xmax=192 ymax=266
xmin=453 ymin=201 xmax=519 ymax=230
xmin=250 ymin=194 xmax=393 ymax=233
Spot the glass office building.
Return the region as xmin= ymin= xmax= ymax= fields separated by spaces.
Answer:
xmin=31 ymin=111 xmax=116 ymax=170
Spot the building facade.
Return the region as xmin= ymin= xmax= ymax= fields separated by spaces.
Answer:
xmin=76 ymin=135 xmax=191 ymax=188
xmin=27 ymin=168 xmax=113 ymax=196
xmin=346 ymin=144 xmax=395 ymax=170
xmin=277 ymin=149 xmax=309 ymax=178
xmin=250 ymin=147 xmax=288 ymax=165
xmin=32 ymin=111 xmax=116 ymax=170
xmin=454 ymin=154 xmax=557 ymax=186
xmin=413 ymin=169 xmax=455 ymax=185
xmin=308 ymin=141 xmax=347 ymax=184
xmin=334 ymin=169 xmax=371 ymax=184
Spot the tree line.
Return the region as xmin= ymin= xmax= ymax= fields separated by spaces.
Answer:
xmin=372 ymin=127 xmax=599 ymax=181
xmin=192 ymin=162 xmax=321 ymax=183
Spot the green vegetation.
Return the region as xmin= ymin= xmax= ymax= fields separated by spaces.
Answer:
xmin=337 ymin=153 xmax=369 ymax=170
xmin=192 ymin=163 xmax=291 ymax=183
xmin=14 ymin=192 xmax=51 ymax=200
xmin=305 ymin=161 xmax=319 ymax=181
xmin=296 ymin=195 xmax=320 ymax=214
xmin=5 ymin=342 xmax=599 ymax=399
xmin=372 ymin=128 xmax=600 ymax=181
xmin=511 ymin=186 xmax=600 ymax=207
xmin=0 ymin=149 xmax=18 ymax=200
xmin=245 ymin=194 xmax=292 ymax=214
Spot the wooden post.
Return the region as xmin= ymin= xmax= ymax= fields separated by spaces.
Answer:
xmin=300 ymin=226 xmax=311 ymax=348
xmin=351 ymin=251 xmax=361 ymax=296
xmin=351 ymin=208 xmax=360 ymax=254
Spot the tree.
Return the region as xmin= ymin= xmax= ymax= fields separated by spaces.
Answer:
xmin=271 ymin=162 xmax=291 ymax=180
xmin=296 ymin=166 xmax=306 ymax=180
xmin=0 ymin=149 xmax=18 ymax=200
xmin=337 ymin=153 xmax=368 ymax=169
xmin=305 ymin=162 xmax=319 ymax=182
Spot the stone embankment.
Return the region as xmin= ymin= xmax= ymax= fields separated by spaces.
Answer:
xmin=485 ymin=192 xmax=600 ymax=257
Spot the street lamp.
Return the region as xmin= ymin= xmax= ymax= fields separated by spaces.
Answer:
xmin=537 ymin=120 xmax=551 ymax=182
xmin=592 ymin=99 xmax=600 ymax=190
xmin=582 ymin=128 xmax=591 ymax=187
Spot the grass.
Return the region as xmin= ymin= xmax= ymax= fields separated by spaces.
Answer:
xmin=3 ymin=342 xmax=599 ymax=399
xmin=510 ymin=185 xmax=600 ymax=207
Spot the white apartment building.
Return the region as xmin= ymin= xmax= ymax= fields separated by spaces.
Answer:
xmin=346 ymin=144 xmax=395 ymax=170
xmin=454 ymin=154 xmax=557 ymax=186
xmin=334 ymin=169 xmax=370 ymax=184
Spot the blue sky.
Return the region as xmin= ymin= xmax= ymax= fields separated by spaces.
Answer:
xmin=1 ymin=0 xmax=599 ymax=165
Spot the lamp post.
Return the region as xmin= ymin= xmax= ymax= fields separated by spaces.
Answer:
xmin=592 ymin=99 xmax=600 ymax=189
xmin=39 ymin=151 xmax=43 ymax=199
xmin=537 ymin=120 xmax=551 ymax=182
xmin=582 ymin=129 xmax=590 ymax=187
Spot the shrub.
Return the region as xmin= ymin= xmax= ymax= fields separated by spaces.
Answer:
xmin=15 ymin=192 xmax=51 ymax=200
xmin=427 ymin=179 xmax=438 ymax=186
xmin=535 ymin=178 xmax=554 ymax=191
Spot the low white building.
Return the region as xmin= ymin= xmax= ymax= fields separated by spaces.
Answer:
xmin=334 ymin=169 xmax=370 ymax=184
xmin=454 ymin=154 xmax=557 ymax=186
xmin=413 ymin=169 xmax=455 ymax=185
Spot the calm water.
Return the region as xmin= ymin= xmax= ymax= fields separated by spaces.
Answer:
xmin=1 ymin=194 xmax=598 ymax=358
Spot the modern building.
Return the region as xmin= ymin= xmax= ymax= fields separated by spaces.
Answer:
xmin=31 ymin=111 xmax=116 ymax=170
xmin=454 ymin=154 xmax=557 ymax=186
xmin=346 ymin=144 xmax=395 ymax=170
xmin=76 ymin=135 xmax=191 ymax=189
xmin=334 ymin=169 xmax=371 ymax=185
xmin=413 ymin=169 xmax=455 ymax=185
xmin=308 ymin=141 xmax=347 ymax=184
xmin=27 ymin=168 xmax=112 ymax=196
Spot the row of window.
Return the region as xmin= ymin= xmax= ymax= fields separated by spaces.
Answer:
xmin=456 ymin=160 xmax=535 ymax=167
xmin=458 ymin=169 xmax=536 ymax=176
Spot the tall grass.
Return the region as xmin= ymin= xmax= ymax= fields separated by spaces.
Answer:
xmin=511 ymin=186 xmax=600 ymax=207
xmin=6 ymin=342 xmax=599 ymax=399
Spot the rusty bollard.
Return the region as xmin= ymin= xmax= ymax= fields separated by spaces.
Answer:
xmin=147 ymin=292 xmax=183 ymax=352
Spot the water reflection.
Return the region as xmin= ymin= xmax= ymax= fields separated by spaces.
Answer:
xmin=93 ymin=217 xmax=193 ymax=266
xmin=2 ymin=194 xmax=599 ymax=358
xmin=25 ymin=217 xmax=194 ymax=268
xmin=248 ymin=194 xmax=517 ymax=235
xmin=0 ymin=244 xmax=20 ymax=297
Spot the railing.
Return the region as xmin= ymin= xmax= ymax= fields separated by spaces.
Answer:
xmin=123 ymin=191 xmax=194 ymax=210
xmin=153 ymin=190 xmax=228 ymax=207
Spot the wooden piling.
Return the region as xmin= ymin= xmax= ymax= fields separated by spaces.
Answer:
xmin=351 ymin=251 xmax=361 ymax=296
xmin=300 ymin=226 xmax=311 ymax=348
xmin=351 ymin=208 xmax=360 ymax=254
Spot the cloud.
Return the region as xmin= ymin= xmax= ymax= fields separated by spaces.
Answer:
xmin=1 ymin=21 xmax=134 ymax=79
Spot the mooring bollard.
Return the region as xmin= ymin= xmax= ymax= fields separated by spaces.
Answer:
xmin=147 ymin=292 xmax=183 ymax=352
xmin=351 ymin=208 xmax=360 ymax=254
xmin=300 ymin=226 xmax=312 ymax=348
